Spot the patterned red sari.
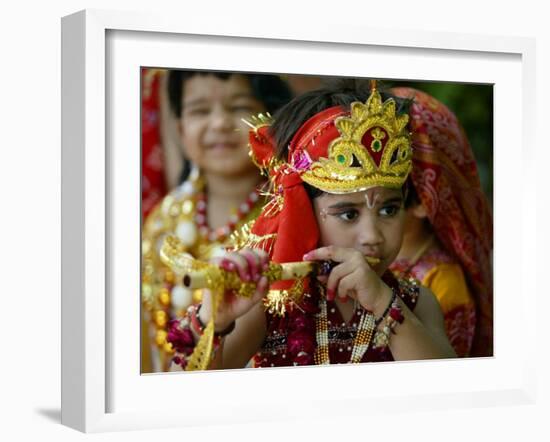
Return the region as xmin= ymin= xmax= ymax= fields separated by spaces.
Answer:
xmin=390 ymin=88 xmax=493 ymax=357
xmin=141 ymin=68 xmax=167 ymax=220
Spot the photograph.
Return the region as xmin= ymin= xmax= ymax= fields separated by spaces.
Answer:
xmin=55 ymin=5 xmax=545 ymax=435
xmin=140 ymin=68 xmax=494 ymax=374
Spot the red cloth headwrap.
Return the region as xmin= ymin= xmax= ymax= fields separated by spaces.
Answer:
xmin=247 ymin=106 xmax=346 ymax=291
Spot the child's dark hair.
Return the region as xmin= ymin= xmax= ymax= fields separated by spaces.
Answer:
xmin=403 ymin=177 xmax=420 ymax=208
xmin=268 ymin=78 xmax=413 ymax=200
xmin=167 ymin=70 xmax=293 ymax=118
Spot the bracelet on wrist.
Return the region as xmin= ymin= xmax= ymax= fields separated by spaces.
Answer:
xmin=374 ymin=288 xmax=396 ymax=326
xmin=214 ymin=320 xmax=236 ymax=337
xmin=167 ymin=303 xmax=226 ymax=370
xmin=372 ymin=287 xmax=405 ymax=351
xmin=166 ymin=315 xmax=196 ymax=370
xmin=192 ymin=303 xmax=235 ymax=338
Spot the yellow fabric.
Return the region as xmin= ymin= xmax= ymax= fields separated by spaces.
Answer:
xmin=421 ymin=263 xmax=474 ymax=314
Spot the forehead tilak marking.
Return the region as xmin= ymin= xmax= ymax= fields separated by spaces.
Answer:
xmin=364 ymin=191 xmax=380 ymax=210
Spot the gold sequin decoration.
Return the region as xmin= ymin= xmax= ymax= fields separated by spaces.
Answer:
xmin=228 ymin=220 xmax=277 ymax=255
xmin=301 ymin=89 xmax=412 ymax=194
xmin=263 ymin=277 xmax=305 ymax=317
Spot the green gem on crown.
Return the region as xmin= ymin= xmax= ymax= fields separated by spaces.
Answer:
xmin=371 ymin=140 xmax=382 ymax=152
xmin=337 ymin=154 xmax=346 ymax=164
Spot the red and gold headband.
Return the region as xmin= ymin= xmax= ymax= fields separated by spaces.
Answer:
xmin=245 ymin=84 xmax=413 ymax=195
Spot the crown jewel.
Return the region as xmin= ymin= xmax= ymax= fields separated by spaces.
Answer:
xmin=300 ymin=88 xmax=412 ymax=193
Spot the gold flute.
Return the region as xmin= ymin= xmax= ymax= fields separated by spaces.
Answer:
xmin=160 ymin=235 xmax=380 ymax=297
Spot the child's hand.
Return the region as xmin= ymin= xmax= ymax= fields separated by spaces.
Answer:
xmin=200 ymin=248 xmax=270 ymax=332
xmin=303 ymin=246 xmax=391 ymax=316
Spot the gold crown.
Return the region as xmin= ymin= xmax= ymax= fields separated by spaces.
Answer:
xmin=300 ymin=89 xmax=412 ymax=194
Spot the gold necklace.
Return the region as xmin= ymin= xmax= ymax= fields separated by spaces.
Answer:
xmin=313 ymin=285 xmax=376 ymax=365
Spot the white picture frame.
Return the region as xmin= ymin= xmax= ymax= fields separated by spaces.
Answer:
xmin=61 ymin=8 xmax=537 ymax=433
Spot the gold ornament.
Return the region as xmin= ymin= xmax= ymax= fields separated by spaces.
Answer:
xmin=154 ymin=310 xmax=168 ymax=328
xmin=164 ymin=269 xmax=175 ymax=284
xmin=163 ymin=342 xmax=175 ymax=354
xmin=263 ymin=278 xmax=305 ymax=317
xmin=242 ymin=112 xmax=274 ymax=134
xmin=228 ymin=220 xmax=277 ymax=255
xmin=158 ymin=288 xmax=171 ymax=306
xmin=155 ymin=329 xmax=168 ymax=347
xmin=301 ymin=89 xmax=412 ymax=194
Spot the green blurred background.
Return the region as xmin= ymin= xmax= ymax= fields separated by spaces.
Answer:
xmin=386 ymin=79 xmax=493 ymax=205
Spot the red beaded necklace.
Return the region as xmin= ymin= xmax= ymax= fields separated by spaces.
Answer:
xmin=194 ymin=188 xmax=262 ymax=242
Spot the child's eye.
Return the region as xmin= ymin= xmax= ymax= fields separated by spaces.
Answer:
xmin=379 ymin=205 xmax=400 ymax=217
xmin=185 ymin=107 xmax=209 ymax=117
xmin=336 ymin=210 xmax=359 ymax=222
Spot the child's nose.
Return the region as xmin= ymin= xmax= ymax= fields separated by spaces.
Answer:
xmin=209 ymin=107 xmax=233 ymax=130
xmin=357 ymin=216 xmax=383 ymax=246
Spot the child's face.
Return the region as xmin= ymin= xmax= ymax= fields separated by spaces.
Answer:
xmin=178 ymin=74 xmax=265 ymax=178
xmin=313 ymin=187 xmax=406 ymax=275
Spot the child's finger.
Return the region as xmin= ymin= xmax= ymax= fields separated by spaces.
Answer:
xmin=241 ymin=248 xmax=260 ymax=281
xmin=316 ymin=274 xmax=329 ymax=284
xmin=254 ymin=249 xmax=269 ymax=271
xmin=326 ymin=261 xmax=354 ymax=301
xmin=252 ymin=276 xmax=269 ymax=303
xmin=303 ymin=246 xmax=355 ymax=263
xmin=336 ymin=274 xmax=359 ymax=303
xmin=218 ymin=257 xmax=237 ymax=272
xmin=224 ymin=252 xmax=251 ymax=282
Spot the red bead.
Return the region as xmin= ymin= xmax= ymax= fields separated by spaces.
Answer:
xmin=389 ymin=307 xmax=404 ymax=323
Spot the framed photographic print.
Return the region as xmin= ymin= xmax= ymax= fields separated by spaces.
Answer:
xmin=61 ymin=9 xmax=536 ymax=433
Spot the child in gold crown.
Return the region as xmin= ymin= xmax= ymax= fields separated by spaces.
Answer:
xmin=167 ymin=80 xmax=456 ymax=370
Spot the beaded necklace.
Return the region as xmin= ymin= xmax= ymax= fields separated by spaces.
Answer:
xmin=313 ymin=285 xmax=376 ymax=365
xmin=312 ymin=273 xmax=403 ymax=365
xmin=195 ymin=188 xmax=261 ymax=242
